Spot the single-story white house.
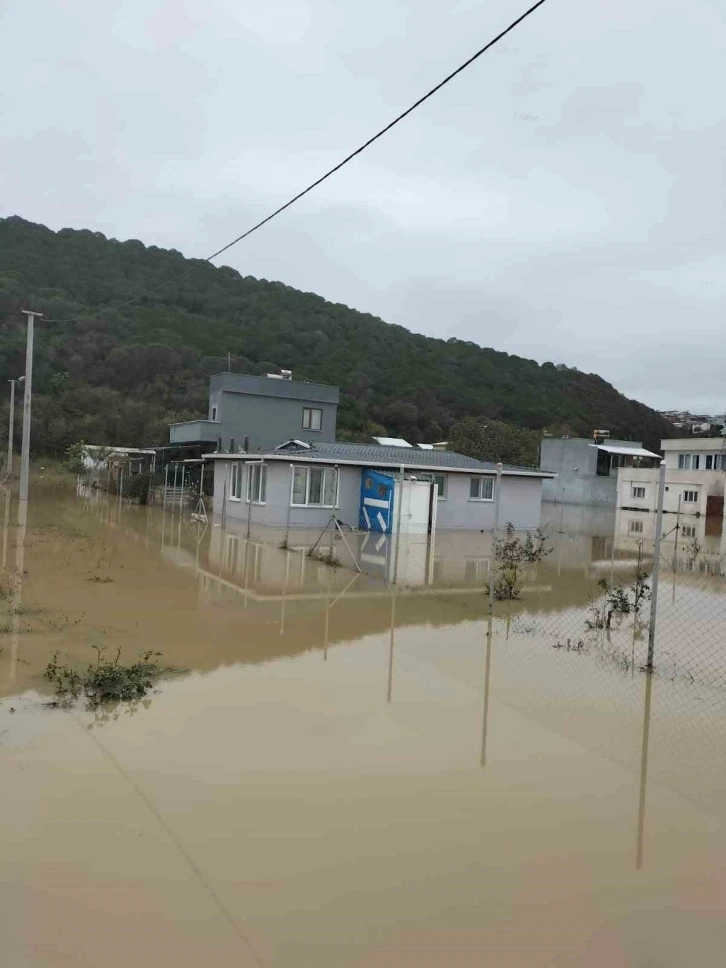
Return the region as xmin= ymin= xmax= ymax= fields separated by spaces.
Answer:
xmin=210 ymin=439 xmax=554 ymax=532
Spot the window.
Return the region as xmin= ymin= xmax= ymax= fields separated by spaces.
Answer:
xmin=302 ymin=407 xmax=323 ymax=431
xmin=693 ymin=455 xmax=700 ymax=470
xmin=681 ymin=525 xmax=696 ymax=538
xmin=469 ymin=476 xmax=494 ymax=501
xmin=631 ymin=485 xmax=646 ymax=499
xmin=629 ymin=519 xmax=644 ymax=534
xmin=211 ymin=405 xmax=217 ymax=421
xmin=230 ymin=462 xmax=243 ymax=500
xmin=291 ymin=465 xmax=338 ymax=506
xmin=706 ymin=455 xmax=713 ymax=470
xmin=247 ymin=463 xmax=267 ymax=503
xmin=683 ymin=489 xmax=698 ymax=504
xmin=418 ymin=473 xmax=447 ymax=498
xmin=678 ymin=454 xmax=692 ymax=469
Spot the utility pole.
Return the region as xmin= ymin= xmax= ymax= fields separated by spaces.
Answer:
xmin=19 ymin=311 xmax=42 ymax=505
xmin=6 ymin=376 xmax=24 ymax=476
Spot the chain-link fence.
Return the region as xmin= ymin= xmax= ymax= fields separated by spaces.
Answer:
xmin=481 ymin=466 xmax=726 ymax=819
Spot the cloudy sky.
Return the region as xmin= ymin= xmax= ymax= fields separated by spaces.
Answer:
xmin=2 ymin=0 xmax=724 ymax=413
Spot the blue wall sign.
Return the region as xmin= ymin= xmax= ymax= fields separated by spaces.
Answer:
xmin=359 ymin=469 xmax=395 ymax=533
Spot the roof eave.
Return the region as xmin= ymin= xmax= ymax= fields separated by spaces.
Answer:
xmin=207 ymin=452 xmax=554 ymax=478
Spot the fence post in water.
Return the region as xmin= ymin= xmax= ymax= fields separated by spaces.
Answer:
xmin=488 ymin=463 xmax=504 ymax=614
xmin=246 ymin=464 xmax=253 ymax=540
xmin=481 ymin=462 xmax=503 ymax=767
xmin=646 ymin=460 xmax=667 ymax=672
xmin=285 ymin=463 xmax=293 ymax=547
xmin=163 ymin=464 xmax=169 ymax=510
xmin=391 ymin=464 xmax=405 ymax=585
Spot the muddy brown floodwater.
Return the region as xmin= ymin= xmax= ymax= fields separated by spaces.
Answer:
xmin=1 ymin=480 xmax=725 ymax=967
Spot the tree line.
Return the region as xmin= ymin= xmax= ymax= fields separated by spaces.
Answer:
xmin=0 ymin=216 xmax=673 ymax=464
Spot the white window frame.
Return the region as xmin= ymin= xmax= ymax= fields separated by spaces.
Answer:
xmin=301 ymin=407 xmax=323 ymax=431
xmin=692 ymin=454 xmax=700 ymax=470
xmin=628 ymin=519 xmax=644 ymax=534
xmin=683 ymin=489 xmax=698 ymax=504
xmin=417 ymin=473 xmax=448 ymax=499
xmin=229 ymin=462 xmax=243 ymax=501
xmin=290 ymin=464 xmax=339 ymax=508
xmin=678 ymin=453 xmax=691 ymax=469
xmin=631 ymin=485 xmax=646 ymax=499
xmin=211 ymin=405 xmax=218 ymax=421
xmin=706 ymin=455 xmax=713 ymax=470
xmin=246 ymin=462 xmax=267 ymax=504
xmin=469 ymin=476 xmax=495 ymax=501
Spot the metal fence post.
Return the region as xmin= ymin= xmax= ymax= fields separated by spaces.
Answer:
xmin=390 ymin=464 xmax=405 ymax=586
xmin=481 ymin=462 xmax=503 ymax=767
xmin=285 ymin=463 xmax=293 ymax=546
xmin=246 ymin=463 xmax=253 ymax=540
xmin=179 ymin=463 xmax=185 ymax=514
xmin=172 ymin=462 xmax=179 ymax=512
xmin=646 ymin=460 xmax=666 ymax=671
xmin=488 ymin=462 xmax=504 ymax=613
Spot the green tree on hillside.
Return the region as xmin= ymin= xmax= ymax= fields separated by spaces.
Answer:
xmin=448 ymin=417 xmax=541 ymax=467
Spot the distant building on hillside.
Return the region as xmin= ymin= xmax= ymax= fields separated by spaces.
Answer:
xmin=659 ymin=409 xmax=722 ymax=434
xmin=540 ymin=434 xmax=661 ymax=507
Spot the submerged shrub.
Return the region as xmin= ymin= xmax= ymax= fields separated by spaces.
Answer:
xmin=490 ymin=523 xmax=552 ymax=600
xmin=45 ymin=646 xmax=171 ymax=708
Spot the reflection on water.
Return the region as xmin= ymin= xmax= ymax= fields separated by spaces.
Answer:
xmin=0 ymin=482 xmax=724 ymax=967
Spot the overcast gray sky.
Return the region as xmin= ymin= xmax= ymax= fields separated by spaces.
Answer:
xmin=2 ymin=0 xmax=724 ymax=414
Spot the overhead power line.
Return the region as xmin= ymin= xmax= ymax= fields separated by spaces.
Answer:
xmin=47 ymin=0 xmax=549 ymax=323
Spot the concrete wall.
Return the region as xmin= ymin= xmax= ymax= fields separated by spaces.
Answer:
xmin=616 ymin=467 xmax=724 ymax=516
xmin=214 ymin=461 xmax=361 ymax=530
xmin=540 ymin=437 xmax=641 ymax=507
xmin=213 ymin=460 xmax=545 ymax=531
xmin=541 ymin=438 xmax=596 ymax=504
xmin=437 ymin=472 xmax=543 ymax=530
xmin=210 ymin=373 xmax=339 ymax=452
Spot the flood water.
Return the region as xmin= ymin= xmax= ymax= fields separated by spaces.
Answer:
xmin=1 ymin=480 xmax=725 ymax=967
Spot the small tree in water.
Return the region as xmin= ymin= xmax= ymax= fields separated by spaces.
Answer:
xmin=65 ymin=440 xmax=88 ymax=477
xmin=491 ymin=523 xmax=552 ymax=600
xmin=586 ymin=542 xmax=651 ymax=630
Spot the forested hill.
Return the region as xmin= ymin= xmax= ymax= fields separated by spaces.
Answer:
xmin=0 ymin=216 xmax=671 ymax=457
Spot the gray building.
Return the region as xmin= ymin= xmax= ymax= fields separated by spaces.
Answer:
xmin=212 ymin=440 xmax=553 ymax=532
xmin=540 ymin=436 xmax=660 ymax=507
xmin=169 ymin=372 xmax=339 ymax=454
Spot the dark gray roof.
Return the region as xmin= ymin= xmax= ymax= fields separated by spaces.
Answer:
xmin=258 ymin=440 xmax=551 ymax=477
